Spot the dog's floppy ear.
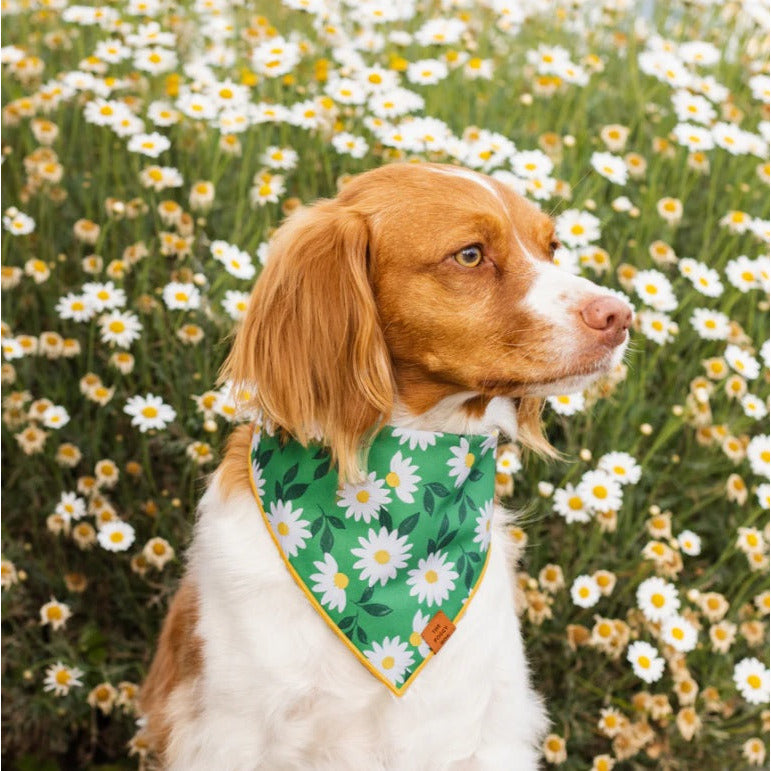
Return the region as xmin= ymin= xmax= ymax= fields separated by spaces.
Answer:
xmin=223 ymin=199 xmax=394 ymax=482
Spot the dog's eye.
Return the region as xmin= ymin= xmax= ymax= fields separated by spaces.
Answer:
xmin=453 ymin=245 xmax=483 ymax=268
xmin=549 ymin=240 xmax=561 ymax=255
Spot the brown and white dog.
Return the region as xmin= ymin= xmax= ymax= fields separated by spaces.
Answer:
xmin=140 ymin=163 xmax=631 ymax=770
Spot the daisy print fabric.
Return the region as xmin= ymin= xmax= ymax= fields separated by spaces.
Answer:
xmin=248 ymin=423 xmax=496 ymax=695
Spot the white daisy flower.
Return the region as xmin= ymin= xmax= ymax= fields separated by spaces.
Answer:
xmin=407 ymin=552 xmax=459 ymax=607
xmin=638 ymin=310 xmax=676 ymax=344
xmin=83 ymin=281 xmax=126 ymax=312
xmin=746 ymin=435 xmax=770 ymax=478
xmin=474 ymin=500 xmax=494 ymax=552
xmin=39 ymin=598 xmax=72 ymax=630
xmin=672 ymin=122 xmax=715 ymax=150
xmin=725 ymin=255 xmax=762 ymax=292
xmin=677 ymin=529 xmax=702 ymax=556
xmin=2 ymin=337 xmax=24 ymax=361
xmin=364 ymin=636 xmax=415 ymax=686
xmin=337 ymin=471 xmax=391 ymax=523
xmin=570 ymin=574 xmax=601 ymax=608
xmin=3 ymin=210 xmax=35 ymax=235
xmin=577 ymin=471 xmax=623 ymax=513
xmin=548 ymin=392 xmax=586 ymax=415
xmin=555 ymin=209 xmax=601 ymax=248
xmin=351 ymin=526 xmax=412 ymax=587
xmin=97 ymin=520 xmax=135 ymax=552
xmin=268 ymin=500 xmax=311 ymax=557
xmin=447 ymin=437 xmax=477 ymax=488
xmin=590 ymin=151 xmax=628 ymax=185
xmin=637 ymin=576 xmax=680 ymax=622
xmin=689 ymin=264 xmax=724 ymax=297
xmin=627 ymin=641 xmax=665 ymax=683
xmin=496 ymin=449 xmax=522 ymax=475
xmin=757 ymin=483 xmax=770 ymax=510
xmin=733 ymin=658 xmax=770 ymax=704
xmin=309 ymin=553 xmax=348 ymax=613
xmin=127 ymin=131 xmax=171 ymax=158
xmin=123 ymin=393 xmax=176 ymax=432
xmin=741 ymin=394 xmax=768 ymax=420
xmin=162 ymin=281 xmax=201 ymax=310
xmin=690 ymin=308 xmax=730 ymax=341
xmin=56 ymin=293 xmax=96 ymax=323
xmin=632 ymin=270 xmax=677 ymax=312
xmin=331 ymin=132 xmax=369 ymax=158
xmin=511 ymin=149 xmax=553 ymax=179
xmin=553 ymin=484 xmax=592 ymax=524
xmin=724 ymin=344 xmax=761 ymax=380
xmin=222 ymin=290 xmax=250 ymax=321
xmin=42 ymin=405 xmax=70 ymax=429
xmin=661 ymin=614 xmax=698 ymax=652
xmin=391 ymin=427 xmax=439 ymax=451
xmin=43 ymin=662 xmax=85 ymax=696
xmin=98 ymin=310 xmax=143 ymax=348
xmin=384 ymin=451 xmax=420 ymax=503
xmin=597 ymin=452 xmax=642 ymax=485
xmin=56 ymin=492 xmax=86 ymax=521
xmin=260 ymin=146 xmax=299 ymax=171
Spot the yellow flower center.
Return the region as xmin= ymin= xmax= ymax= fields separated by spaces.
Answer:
xmin=47 ymin=605 xmax=63 ymax=620
xmin=409 ymin=631 xmax=422 ymax=646
xmin=109 ymin=320 xmax=125 ymax=333
xmin=356 ymin=490 xmax=370 ymax=504
xmin=464 ymin=453 xmax=475 ymax=468
xmin=386 ymin=471 xmax=400 ymax=487
xmin=638 ymin=655 xmax=650 ymax=668
xmin=747 ymin=674 xmax=762 ymax=689
xmin=333 ymin=572 xmax=348 ymax=589
xmin=142 ymin=406 xmax=158 ymax=418
xmin=55 ymin=669 xmax=71 ymax=685
xmin=568 ymin=496 xmax=583 ymax=510
xmin=110 ymin=531 xmax=124 ymax=543
xmin=592 ymin=486 xmax=607 ymax=499
xmin=374 ymin=549 xmax=390 ymax=565
xmin=425 ymin=569 xmax=438 ymax=584
xmin=651 ymin=593 xmax=665 ymax=608
xmin=381 ymin=655 xmax=395 ymax=670
xmin=277 ymin=522 xmax=290 ymax=536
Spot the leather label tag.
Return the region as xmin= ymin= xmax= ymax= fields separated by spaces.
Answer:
xmin=421 ymin=610 xmax=456 ymax=654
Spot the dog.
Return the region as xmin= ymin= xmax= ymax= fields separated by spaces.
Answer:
xmin=140 ymin=162 xmax=631 ymax=770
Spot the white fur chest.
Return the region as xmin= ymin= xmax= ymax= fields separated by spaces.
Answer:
xmin=167 ymin=476 xmax=545 ymax=771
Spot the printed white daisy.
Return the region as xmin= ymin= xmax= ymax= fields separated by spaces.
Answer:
xmin=56 ymin=492 xmax=86 ymax=521
xmin=548 ymin=392 xmax=586 ymax=415
xmin=124 ymin=393 xmax=176 ymax=432
xmin=690 ymin=308 xmax=730 ymax=341
xmin=590 ymin=151 xmax=628 ymax=185
xmin=556 ymin=209 xmax=601 ymax=248
xmin=553 ymin=484 xmax=592 ymax=524
xmin=337 ymin=472 xmax=391 ymax=523
xmin=384 ymin=451 xmax=420 ymax=503
xmin=364 ymin=636 xmax=415 ymax=686
xmin=43 ymin=662 xmax=85 ymax=696
xmin=42 ymin=405 xmax=70 ymax=429
xmin=98 ymin=310 xmax=143 ymax=347
xmin=677 ymin=529 xmax=702 ymax=556
xmin=268 ymin=500 xmax=311 ymax=557
xmin=724 ymin=344 xmax=761 ymax=380
xmin=637 ymin=576 xmax=680 ymax=622
xmin=733 ymin=658 xmax=770 ymax=704
xmin=97 ymin=520 xmax=135 ymax=552
xmin=474 ymin=499 xmax=494 ymax=552
xmin=447 ymin=437 xmax=477 ymax=488
xmin=162 ymin=282 xmax=201 ymax=310
xmin=627 ymin=641 xmax=665 ymax=683
xmin=632 ymin=270 xmax=677 ymax=311
xmin=661 ymin=614 xmax=698 ymax=652
xmin=746 ymin=435 xmax=770 ymax=478
xmin=351 ymin=526 xmax=412 ymax=587
xmin=309 ymin=553 xmax=348 ymax=613
xmin=577 ymin=471 xmax=623 ymax=513
xmin=409 ymin=610 xmax=431 ymax=656
xmin=407 ymin=552 xmax=459 ymax=607
xmin=571 ymin=575 xmax=601 ymax=608
xmin=597 ymin=452 xmax=642 ymax=485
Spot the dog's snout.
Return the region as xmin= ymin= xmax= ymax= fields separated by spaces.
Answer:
xmin=580 ymin=296 xmax=632 ymax=343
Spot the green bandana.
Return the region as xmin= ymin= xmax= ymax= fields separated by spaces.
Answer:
xmin=248 ymin=423 xmax=497 ymax=696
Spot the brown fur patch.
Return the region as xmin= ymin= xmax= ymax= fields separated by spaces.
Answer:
xmin=217 ymin=423 xmax=254 ymax=502
xmin=140 ymin=579 xmax=203 ymax=761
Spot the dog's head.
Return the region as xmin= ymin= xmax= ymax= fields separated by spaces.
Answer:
xmin=225 ymin=163 xmax=631 ymax=479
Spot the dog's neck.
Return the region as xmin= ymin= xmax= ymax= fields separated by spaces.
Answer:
xmin=390 ymin=393 xmax=518 ymax=440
